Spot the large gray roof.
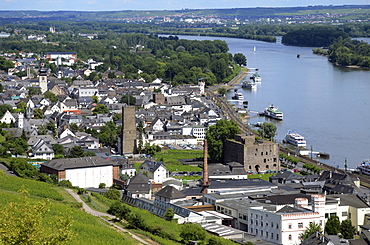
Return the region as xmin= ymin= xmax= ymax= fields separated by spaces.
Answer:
xmin=42 ymin=156 xmax=115 ymax=170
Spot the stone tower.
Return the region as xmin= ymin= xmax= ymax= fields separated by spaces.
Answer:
xmin=39 ymin=59 xmax=48 ymax=94
xmin=121 ymin=106 xmax=137 ymax=155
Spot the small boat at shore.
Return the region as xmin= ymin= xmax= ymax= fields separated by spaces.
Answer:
xmin=263 ymin=104 xmax=283 ymax=120
xmin=232 ymin=91 xmax=244 ymax=100
xmin=250 ymin=73 xmax=262 ymax=83
xmin=242 ymin=80 xmax=257 ymax=90
xmin=317 ymin=152 xmax=330 ymax=159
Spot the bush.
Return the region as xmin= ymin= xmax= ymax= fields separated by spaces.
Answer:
xmin=103 ymin=189 xmax=121 ymax=200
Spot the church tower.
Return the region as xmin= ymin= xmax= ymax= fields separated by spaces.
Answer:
xmin=39 ymin=58 xmax=48 ymax=94
xmin=121 ymin=106 xmax=137 ymax=155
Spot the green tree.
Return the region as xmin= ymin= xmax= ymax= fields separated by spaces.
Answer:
xmin=180 ymin=223 xmax=207 ymax=244
xmin=325 ymin=215 xmax=340 ymax=235
xmin=0 ymin=188 xmax=74 ymax=244
xmin=27 ymin=87 xmax=41 ymax=96
xmin=340 ymin=219 xmax=356 ymax=239
xmin=0 ymin=104 xmax=13 ymax=118
xmin=104 ymin=189 xmax=121 ymax=200
xmin=33 ymin=108 xmax=44 ymax=119
xmin=91 ymin=95 xmax=99 ymax=103
xmin=164 ymin=208 xmax=174 ymax=221
xmin=257 ymin=122 xmax=277 ymax=140
xmin=92 ymin=104 xmax=109 ymax=115
xmin=206 ymin=119 xmax=240 ymax=162
xmin=234 ymin=53 xmax=247 ymax=66
xmin=99 ymin=183 xmax=106 ymax=189
xmin=0 ymin=56 xmax=14 ymax=72
xmin=44 ymin=91 xmax=59 ymax=103
xmin=69 ymin=146 xmax=85 ymax=158
xmin=120 ymin=95 xmax=136 ymax=106
xmin=217 ymin=87 xmax=227 ymax=96
xmin=17 ymin=101 xmax=27 ymax=113
xmin=52 ymin=144 xmax=65 ymax=156
xmin=107 ymin=201 xmax=131 ymax=220
xmin=69 ymin=123 xmax=79 ymax=132
xmin=37 ymin=125 xmax=48 ymax=135
xmin=84 ymin=151 xmax=96 ymax=157
xmin=300 ymin=222 xmax=322 ymax=241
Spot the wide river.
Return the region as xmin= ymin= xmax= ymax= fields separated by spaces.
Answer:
xmin=177 ymin=35 xmax=370 ymax=169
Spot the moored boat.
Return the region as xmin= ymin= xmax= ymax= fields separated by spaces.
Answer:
xmin=263 ymin=104 xmax=283 ymax=120
xmin=232 ymin=91 xmax=244 ymax=100
xmin=251 ymin=73 xmax=262 ymax=82
xmin=357 ymin=160 xmax=370 ymax=175
xmin=284 ymin=130 xmax=306 ymax=147
xmin=242 ymin=80 xmax=257 ymax=90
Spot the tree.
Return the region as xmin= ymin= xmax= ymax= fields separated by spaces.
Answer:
xmin=300 ymin=222 xmax=322 ymax=241
xmin=69 ymin=146 xmax=85 ymax=158
xmin=340 ymin=219 xmax=356 ymax=239
xmin=0 ymin=188 xmax=74 ymax=244
xmin=180 ymin=223 xmax=207 ymax=243
xmin=257 ymin=122 xmax=277 ymax=140
xmin=91 ymin=95 xmax=99 ymax=103
xmin=27 ymin=87 xmax=41 ymax=96
xmin=107 ymin=201 xmax=131 ymax=220
xmin=164 ymin=208 xmax=174 ymax=221
xmin=120 ymin=95 xmax=136 ymax=106
xmin=17 ymin=101 xmax=27 ymax=112
xmin=0 ymin=104 xmax=13 ymax=118
xmin=37 ymin=125 xmax=48 ymax=135
xmin=104 ymin=189 xmax=121 ymax=200
xmin=92 ymin=104 xmax=109 ymax=115
xmin=99 ymin=183 xmax=106 ymax=189
xmin=33 ymin=108 xmax=44 ymax=119
xmin=52 ymin=144 xmax=65 ymax=156
xmin=234 ymin=53 xmax=247 ymax=66
xmin=44 ymin=91 xmax=59 ymax=103
xmin=217 ymin=87 xmax=227 ymax=96
xmin=206 ymin=119 xmax=240 ymax=162
xmin=325 ymin=215 xmax=340 ymax=235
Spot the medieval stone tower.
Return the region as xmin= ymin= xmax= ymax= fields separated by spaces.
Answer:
xmin=121 ymin=106 xmax=137 ymax=155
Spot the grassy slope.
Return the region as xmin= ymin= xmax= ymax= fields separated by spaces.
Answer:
xmin=0 ymin=170 xmax=139 ymax=245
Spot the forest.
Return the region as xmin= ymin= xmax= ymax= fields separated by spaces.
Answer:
xmin=281 ymin=29 xmax=350 ymax=47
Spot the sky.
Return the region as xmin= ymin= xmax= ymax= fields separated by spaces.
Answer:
xmin=0 ymin=0 xmax=369 ymax=11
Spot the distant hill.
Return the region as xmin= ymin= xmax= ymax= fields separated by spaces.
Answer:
xmin=0 ymin=5 xmax=369 ymax=21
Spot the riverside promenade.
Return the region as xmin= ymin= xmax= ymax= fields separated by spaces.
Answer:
xmin=206 ymin=69 xmax=370 ymax=188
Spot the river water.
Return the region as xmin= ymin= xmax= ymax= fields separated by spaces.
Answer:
xmin=177 ymin=35 xmax=370 ymax=169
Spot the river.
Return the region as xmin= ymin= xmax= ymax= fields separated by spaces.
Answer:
xmin=176 ymin=35 xmax=370 ymax=169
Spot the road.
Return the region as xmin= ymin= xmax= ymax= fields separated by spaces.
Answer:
xmin=65 ymin=189 xmax=153 ymax=245
xmin=0 ymin=162 xmax=17 ymax=177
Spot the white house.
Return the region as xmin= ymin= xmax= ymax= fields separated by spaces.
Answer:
xmin=40 ymin=157 xmax=119 ymax=188
xmin=139 ymin=160 xmax=168 ymax=184
xmin=29 ymin=139 xmax=55 ymax=160
xmin=0 ymin=110 xmax=16 ymax=125
xmin=181 ymin=125 xmax=206 ymax=141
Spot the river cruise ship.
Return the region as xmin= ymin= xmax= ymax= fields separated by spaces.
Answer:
xmin=263 ymin=104 xmax=283 ymax=120
xmin=284 ymin=131 xmax=307 ymax=147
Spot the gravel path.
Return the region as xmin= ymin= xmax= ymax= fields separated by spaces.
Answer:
xmin=65 ymin=189 xmax=152 ymax=245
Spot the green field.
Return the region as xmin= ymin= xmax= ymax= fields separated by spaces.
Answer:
xmin=0 ymin=170 xmax=140 ymax=245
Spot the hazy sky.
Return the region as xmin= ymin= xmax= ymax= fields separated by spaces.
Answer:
xmin=1 ymin=0 xmax=369 ymax=11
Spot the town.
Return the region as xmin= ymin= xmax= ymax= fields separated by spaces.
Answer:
xmin=0 ymin=27 xmax=370 ymax=245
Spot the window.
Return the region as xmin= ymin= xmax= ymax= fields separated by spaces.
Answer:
xmin=288 ymin=223 xmax=292 ymax=229
xmin=288 ymin=235 xmax=292 ymax=240
xmin=276 ymin=234 xmax=279 ymax=240
xmin=266 ymin=231 xmax=268 ymax=238
xmin=251 ymin=228 xmax=253 ymax=233
xmin=271 ymin=222 xmax=274 ymax=227
xmin=271 ymin=233 xmax=274 ymax=239
xmin=298 ymin=222 xmax=303 ymax=229
xmin=251 ymin=219 xmax=253 ymax=224
xmin=261 ymin=230 xmax=263 ymax=236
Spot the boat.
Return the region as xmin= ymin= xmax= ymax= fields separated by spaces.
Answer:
xmin=284 ymin=131 xmax=307 ymax=147
xmin=317 ymin=152 xmax=330 ymax=159
xmin=251 ymin=73 xmax=262 ymax=82
xmin=232 ymin=91 xmax=244 ymax=100
xmin=263 ymin=104 xmax=283 ymax=120
xmin=242 ymin=80 xmax=257 ymax=90
xmin=357 ymin=160 xmax=370 ymax=175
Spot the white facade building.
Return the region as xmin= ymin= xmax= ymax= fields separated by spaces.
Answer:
xmin=65 ymin=165 xmax=113 ymax=189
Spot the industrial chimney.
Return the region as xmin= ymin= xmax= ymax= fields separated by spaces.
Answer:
xmin=202 ymin=140 xmax=210 ymax=196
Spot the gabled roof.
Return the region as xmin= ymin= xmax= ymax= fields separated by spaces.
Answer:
xmin=126 ymin=173 xmax=151 ymax=194
xmin=42 ymin=156 xmax=115 ymax=171
xmin=155 ymin=186 xmax=186 ymax=200
xmin=139 ymin=160 xmax=166 ymax=173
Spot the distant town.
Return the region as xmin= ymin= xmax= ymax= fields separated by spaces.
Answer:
xmin=0 ymin=10 xmax=370 ymax=245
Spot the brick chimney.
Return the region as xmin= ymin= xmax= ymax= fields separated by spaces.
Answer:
xmin=202 ymin=140 xmax=210 ymax=195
